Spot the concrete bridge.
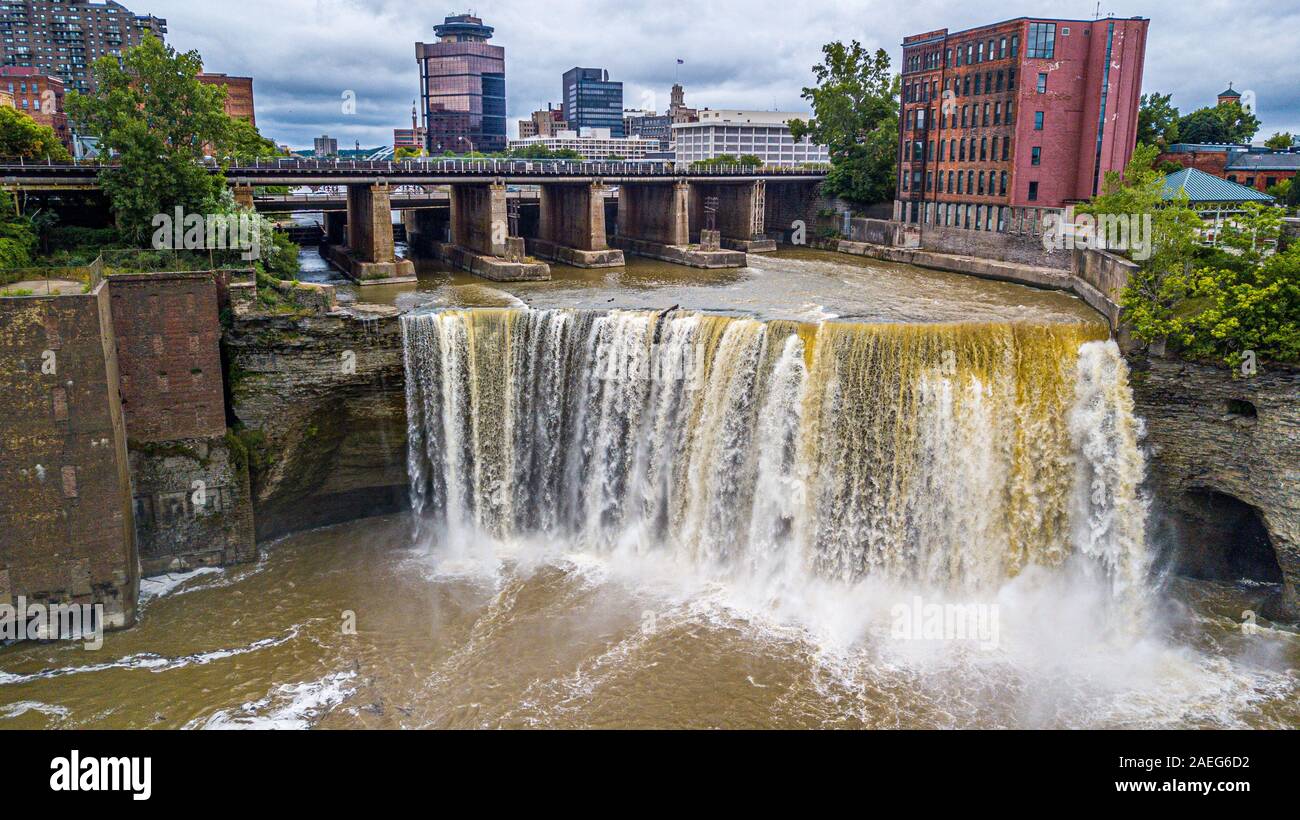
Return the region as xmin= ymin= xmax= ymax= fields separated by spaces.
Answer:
xmin=0 ymin=158 xmax=827 ymax=282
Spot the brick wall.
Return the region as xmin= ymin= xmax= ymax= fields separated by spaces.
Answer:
xmin=108 ymin=273 xmax=228 ymax=443
xmin=0 ymin=282 xmax=138 ymax=628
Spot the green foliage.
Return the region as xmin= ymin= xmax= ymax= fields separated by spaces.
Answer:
xmin=789 ymin=41 xmax=899 ymax=205
xmin=505 ymin=144 xmax=582 ymax=160
xmin=224 ymin=117 xmax=283 ymax=164
xmin=1177 ymin=102 xmax=1260 ymax=144
xmin=690 ymin=153 xmax=763 ymax=169
xmin=0 ymin=191 xmax=37 ymax=268
xmin=1093 ymin=155 xmax=1299 ymax=367
xmin=1264 ymin=132 xmax=1295 ymax=151
xmin=0 ymin=106 xmax=72 ymax=161
xmin=1136 ymin=91 xmax=1180 ymax=148
xmin=395 ymin=146 xmax=425 ymax=160
xmin=67 ymin=36 xmax=230 ymax=244
xmin=260 ymin=228 xmax=301 ymax=281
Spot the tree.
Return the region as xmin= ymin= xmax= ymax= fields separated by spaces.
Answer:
xmin=225 ymin=117 xmax=282 ymax=163
xmin=1177 ymin=107 xmax=1232 ymax=144
xmin=0 ymin=190 xmax=37 ymax=268
xmin=1178 ymin=102 xmax=1260 ymax=144
xmin=66 ymin=35 xmax=231 ymax=243
xmin=1080 ymin=143 xmax=1202 ymax=346
xmin=789 ymin=41 xmax=899 ymax=205
xmin=0 ymin=106 xmax=71 ymax=161
xmin=395 ymin=146 xmax=425 ymax=160
xmin=1136 ymin=91 xmax=1180 ymax=148
xmin=1265 ymin=132 xmax=1295 ymax=150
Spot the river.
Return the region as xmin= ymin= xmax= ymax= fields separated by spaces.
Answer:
xmin=0 ymin=246 xmax=1295 ymax=729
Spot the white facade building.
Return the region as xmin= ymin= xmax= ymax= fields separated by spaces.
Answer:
xmin=507 ymin=127 xmax=660 ymax=160
xmin=671 ymin=110 xmax=829 ymax=166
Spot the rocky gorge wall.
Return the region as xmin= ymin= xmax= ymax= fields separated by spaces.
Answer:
xmin=224 ymin=305 xmax=409 ymax=541
xmin=1128 ymin=353 xmax=1300 ymax=621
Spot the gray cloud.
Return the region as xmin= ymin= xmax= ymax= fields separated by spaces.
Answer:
xmin=142 ymin=0 xmax=1300 ymax=149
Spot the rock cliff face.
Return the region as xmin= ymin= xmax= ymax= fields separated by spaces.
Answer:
xmin=223 ymin=306 xmax=409 ymax=541
xmin=1128 ymin=353 xmax=1300 ymax=622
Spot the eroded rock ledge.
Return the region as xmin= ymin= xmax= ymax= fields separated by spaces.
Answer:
xmin=1128 ymin=353 xmax=1300 ymax=622
xmin=224 ymin=304 xmax=409 ymax=540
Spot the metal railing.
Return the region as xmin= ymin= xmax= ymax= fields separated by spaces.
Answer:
xmin=0 ymin=156 xmax=831 ymax=178
xmin=0 ymin=255 xmax=102 ymax=297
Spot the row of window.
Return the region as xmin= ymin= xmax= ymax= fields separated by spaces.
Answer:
xmin=901 ymin=170 xmax=1042 ymax=202
xmin=905 ymin=32 xmax=1022 ymax=74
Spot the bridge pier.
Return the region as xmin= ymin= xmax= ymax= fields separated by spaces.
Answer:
xmin=322 ymin=183 xmax=417 ymax=284
xmin=234 ymin=185 xmax=255 ymax=210
xmin=324 ymin=210 xmax=347 ymax=245
xmin=612 ymin=181 xmax=745 ymax=268
xmin=438 ymin=183 xmax=549 ymax=282
xmin=690 ymin=180 xmax=777 ymax=253
xmin=402 ymin=208 xmax=448 ymax=260
xmin=529 ymin=181 xmax=623 ymax=268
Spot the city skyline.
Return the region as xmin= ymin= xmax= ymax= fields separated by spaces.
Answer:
xmin=52 ymin=0 xmax=1300 ymax=148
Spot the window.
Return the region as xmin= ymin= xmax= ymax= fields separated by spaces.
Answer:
xmin=983 ymin=103 xmax=990 ymax=127
xmin=1010 ymin=35 xmax=1020 ymax=57
xmin=1000 ymin=171 xmax=1008 ymax=195
xmin=1028 ymin=181 xmax=1039 ymax=201
xmin=977 ymin=43 xmax=984 ymax=62
xmin=959 ymin=139 xmax=966 ymax=161
xmin=974 ymin=74 xmax=981 ymax=95
xmin=980 ymin=137 xmax=987 ymax=161
xmin=1027 ymin=22 xmax=1056 ymax=59
xmin=1037 ymin=73 xmax=1048 ymax=93
xmin=1002 ymin=139 xmax=1010 ymax=161
xmin=994 ymin=103 xmax=1001 ymax=124
xmin=1031 ymin=146 xmax=1041 ymax=166
xmin=1034 ymin=111 xmax=1044 ymax=130
xmin=999 ymin=37 xmax=1007 ymax=58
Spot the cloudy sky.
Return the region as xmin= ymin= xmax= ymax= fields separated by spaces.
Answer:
xmin=143 ymin=0 xmax=1300 ymax=150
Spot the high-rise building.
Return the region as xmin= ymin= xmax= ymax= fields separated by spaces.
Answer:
xmin=518 ymin=104 xmax=567 ymax=139
xmin=416 ymin=14 xmax=507 ymax=155
xmin=562 ymin=67 xmax=623 ymax=137
xmin=198 ymin=72 xmax=255 ymax=126
xmin=0 ymin=66 xmax=70 ymax=152
xmin=314 ymin=135 xmax=338 ymax=157
xmin=897 ymin=16 xmax=1149 ymax=227
xmin=0 ymin=1 xmax=167 ymax=95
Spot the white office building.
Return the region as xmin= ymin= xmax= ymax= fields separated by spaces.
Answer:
xmin=507 ymin=127 xmax=660 ymax=160
xmin=671 ymin=110 xmax=829 ymax=167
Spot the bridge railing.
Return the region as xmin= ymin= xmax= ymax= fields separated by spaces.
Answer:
xmin=0 ymin=156 xmax=831 ymax=177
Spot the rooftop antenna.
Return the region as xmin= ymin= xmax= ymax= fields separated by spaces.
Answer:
xmin=1094 ymin=1 xmax=1100 ymax=19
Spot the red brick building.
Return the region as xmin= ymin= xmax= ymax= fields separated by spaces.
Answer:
xmin=198 ymin=72 xmax=256 ymax=127
xmin=1159 ymin=143 xmax=1299 ymax=194
xmin=0 ymin=66 xmax=70 ymax=153
xmin=897 ymin=16 xmax=1149 ymax=230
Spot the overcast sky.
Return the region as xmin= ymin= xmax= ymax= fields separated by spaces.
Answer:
xmin=142 ymin=0 xmax=1300 ymax=150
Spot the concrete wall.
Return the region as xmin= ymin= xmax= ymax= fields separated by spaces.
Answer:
xmin=618 ymin=181 xmax=689 ymax=246
xmin=1072 ymin=247 xmax=1137 ymax=327
xmin=451 ymin=183 xmax=507 ymax=256
xmin=0 ymin=282 xmax=138 ymax=629
xmin=910 ymin=221 xmax=1072 ymax=270
xmin=689 ymin=181 xmax=763 ymax=241
xmin=346 ymin=184 xmax=397 ymax=264
xmin=538 ymin=183 xmax=606 ymax=251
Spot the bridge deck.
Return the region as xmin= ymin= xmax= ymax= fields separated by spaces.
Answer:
xmin=0 ymin=159 xmax=828 ymax=190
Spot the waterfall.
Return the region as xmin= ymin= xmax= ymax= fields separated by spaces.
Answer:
xmin=402 ymin=308 xmax=1149 ymax=602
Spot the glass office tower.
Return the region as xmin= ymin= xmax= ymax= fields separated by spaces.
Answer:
xmin=416 ymin=14 xmax=507 ymax=154
xmin=562 ymin=67 xmax=624 ymax=137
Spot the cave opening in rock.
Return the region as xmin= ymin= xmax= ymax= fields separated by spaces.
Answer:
xmin=1175 ymin=490 xmax=1283 ymax=583
xmin=1225 ymin=399 xmax=1258 ymax=419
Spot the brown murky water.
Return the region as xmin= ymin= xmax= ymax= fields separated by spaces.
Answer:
xmin=0 ymin=515 xmax=1294 ymax=729
xmin=1 ymin=247 xmax=1295 ymax=729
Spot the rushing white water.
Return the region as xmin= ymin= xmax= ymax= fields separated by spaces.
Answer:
xmin=401 ymin=308 xmax=1151 ymax=619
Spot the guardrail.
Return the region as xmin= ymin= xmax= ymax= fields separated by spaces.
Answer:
xmin=0 ymin=254 xmax=102 ymax=296
xmin=0 ymin=157 xmax=831 ymax=178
